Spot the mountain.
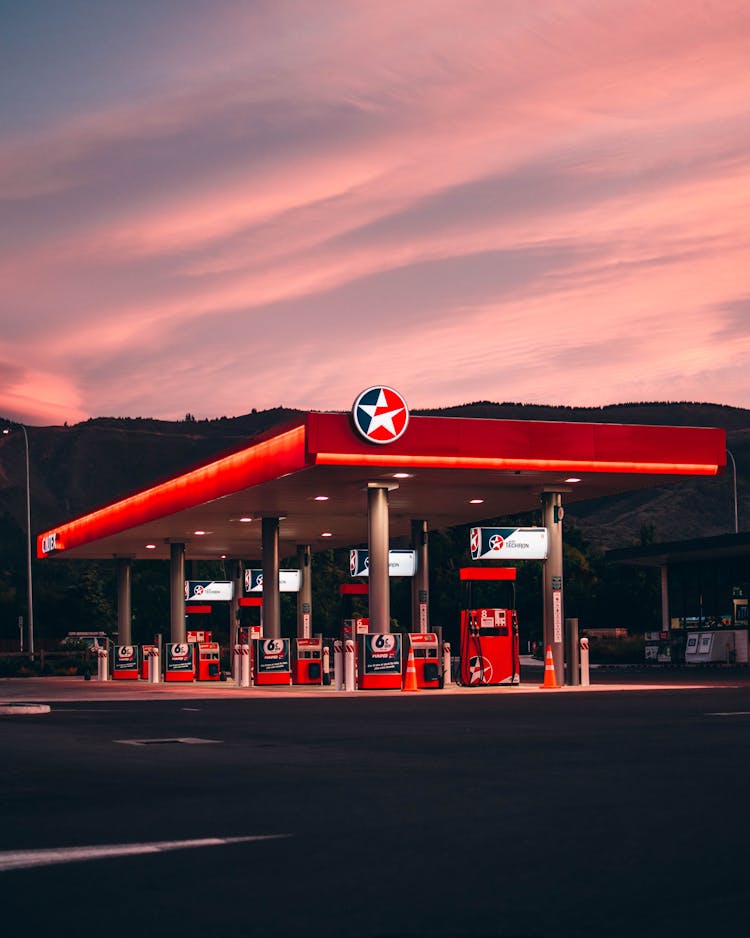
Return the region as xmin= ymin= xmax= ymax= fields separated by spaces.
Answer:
xmin=0 ymin=400 xmax=746 ymax=644
xmin=1 ymin=401 xmax=746 ymax=548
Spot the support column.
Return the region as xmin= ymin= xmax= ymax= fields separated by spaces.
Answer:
xmin=542 ymin=491 xmax=564 ymax=685
xmin=169 ymin=542 xmax=186 ymax=643
xmin=368 ymin=484 xmax=394 ymax=633
xmin=660 ymin=565 xmax=670 ymax=633
xmin=262 ymin=517 xmax=281 ymax=639
xmin=230 ymin=559 xmax=244 ymax=648
xmin=297 ymin=543 xmax=312 ymax=638
xmin=411 ymin=520 xmax=429 ymax=633
xmin=116 ymin=557 xmax=132 ymax=645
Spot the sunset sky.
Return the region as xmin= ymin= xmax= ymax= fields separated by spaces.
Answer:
xmin=2 ymin=0 xmax=749 ymax=426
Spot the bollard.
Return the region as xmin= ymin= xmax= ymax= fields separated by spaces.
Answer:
xmin=148 ymin=646 xmax=160 ymax=684
xmin=333 ymin=640 xmax=343 ymax=690
xmin=566 ymin=618 xmax=580 ymax=687
xmin=97 ymin=647 xmax=109 ymax=682
xmin=232 ymin=643 xmax=241 ymax=684
xmin=580 ymin=636 xmax=590 ymax=687
xmin=344 ymin=639 xmax=356 ymax=691
xmin=322 ymin=645 xmax=331 ymax=685
xmin=443 ymin=642 xmax=452 ymax=686
xmin=240 ymin=644 xmax=251 ymax=687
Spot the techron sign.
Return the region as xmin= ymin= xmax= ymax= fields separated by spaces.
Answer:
xmin=470 ymin=527 xmax=549 ymax=561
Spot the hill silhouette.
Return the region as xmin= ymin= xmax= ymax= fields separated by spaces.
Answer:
xmin=0 ymin=400 xmax=747 ymax=645
xmin=1 ymin=400 xmax=746 ymax=546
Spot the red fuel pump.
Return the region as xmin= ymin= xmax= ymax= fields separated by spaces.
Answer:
xmin=292 ymin=637 xmax=323 ymax=684
xmin=458 ymin=567 xmax=520 ymax=686
xmin=405 ymin=633 xmax=441 ymax=688
xmin=195 ymin=641 xmax=221 ymax=681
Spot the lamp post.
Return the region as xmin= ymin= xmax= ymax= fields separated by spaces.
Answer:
xmin=727 ymin=448 xmax=739 ymax=534
xmin=3 ymin=425 xmax=34 ymax=656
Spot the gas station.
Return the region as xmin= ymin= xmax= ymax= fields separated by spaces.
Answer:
xmin=35 ymin=387 xmax=727 ymax=690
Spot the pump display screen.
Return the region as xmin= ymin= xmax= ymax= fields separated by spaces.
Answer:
xmin=477 ymin=609 xmax=508 ymax=635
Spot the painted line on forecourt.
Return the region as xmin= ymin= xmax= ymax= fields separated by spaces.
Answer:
xmin=0 ymin=834 xmax=291 ymax=873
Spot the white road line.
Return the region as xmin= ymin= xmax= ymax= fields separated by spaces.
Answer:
xmin=706 ymin=711 xmax=750 ymax=716
xmin=0 ymin=835 xmax=290 ymax=872
xmin=114 ymin=737 xmax=221 ymax=745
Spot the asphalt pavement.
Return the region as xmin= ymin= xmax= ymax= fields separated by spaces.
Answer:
xmin=2 ymin=666 xmax=749 ymax=937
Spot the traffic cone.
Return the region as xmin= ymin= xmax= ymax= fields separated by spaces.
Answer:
xmin=539 ymin=645 xmax=560 ymax=689
xmin=402 ymin=646 xmax=419 ymax=692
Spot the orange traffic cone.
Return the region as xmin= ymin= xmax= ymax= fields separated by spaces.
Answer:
xmin=402 ymin=645 xmax=419 ymax=692
xmin=539 ymin=645 xmax=560 ymax=689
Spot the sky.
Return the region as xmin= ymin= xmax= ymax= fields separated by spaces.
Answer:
xmin=1 ymin=0 xmax=750 ymax=427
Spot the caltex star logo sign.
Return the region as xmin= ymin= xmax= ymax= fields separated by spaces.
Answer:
xmin=352 ymin=386 xmax=409 ymax=444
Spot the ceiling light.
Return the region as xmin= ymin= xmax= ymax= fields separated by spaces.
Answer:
xmin=469 ymin=498 xmax=484 ymax=504
xmin=239 ymin=517 xmax=253 ymax=523
xmin=321 ymin=532 xmax=333 ymax=538
xmin=145 ymin=544 xmax=156 ymax=550
xmin=314 ymin=495 xmax=329 ymax=501
xmin=194 ymin=530 xmax=206 ymax=536
xmin=565 ymin=477 xmax=582 ymax=483
xmin=393 ymin=472 xmax=412 ymax=479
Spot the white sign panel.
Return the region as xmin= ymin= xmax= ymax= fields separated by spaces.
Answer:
xmin=349 ymin=549 xmax=418 ymax=578
xmin=184 ymin=580 xmax=234 ymax=602
xmin=244 ymin=569 xmax=302 ymax=593
xmin=553 ymin=590 xmax=563 ymax=643
xmin=470 ymin=527 xmax=548 ymax=561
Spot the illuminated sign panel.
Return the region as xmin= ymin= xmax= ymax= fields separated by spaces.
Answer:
xmin=184 ymin=580 xmax=234 ymax=602
xmin=350 ymin=549 xmax=417 ymax=577
xmin=244 ymin=569 xmax=302 ymax=593
xmin=470 ymin=527 xmax=549 ymax=560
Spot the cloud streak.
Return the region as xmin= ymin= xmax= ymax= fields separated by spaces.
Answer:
xmin=1 ymin=0 xmax=749 ymax=424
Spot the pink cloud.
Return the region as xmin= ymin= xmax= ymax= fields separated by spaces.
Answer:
xmin=1 ymin=1 xmax=749 ymax=423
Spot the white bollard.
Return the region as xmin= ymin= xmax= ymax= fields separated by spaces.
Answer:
xmin=240 ymin=645 xmax=251 ymax=687
xmin=148 ymin=647 xmax=160 ymax=684
xmin=443 ymin=642 xmax=452 ymax=686
xmin=580 ymin=636 xmax=590 ymax=687
xmin=334 ymin=640 xmax=343 ymax=690
xmin=322 ymin=645 xmax=331 ymax=685
xmin=344 ymin=639 xmax=356 ymax=691
xmin=97 ymin=647 xmax=109 ymax=682
xmin=232 ymin=643 xmax=241 ymax=684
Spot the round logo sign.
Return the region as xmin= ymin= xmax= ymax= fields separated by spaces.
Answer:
xmin=352 ymin=387 xmax=409 ymax=444
xmin=469 ymin=655 xmax=493 ymax=685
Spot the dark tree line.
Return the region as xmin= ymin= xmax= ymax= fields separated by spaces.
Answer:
xmin=0 ymin=510 xmax=659 ymax=649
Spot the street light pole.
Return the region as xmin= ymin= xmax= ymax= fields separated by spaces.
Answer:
xmin=727 ymin=448 xmax=739 ymax=534
xmin=3 ymin=425 xmax=34 ymax=655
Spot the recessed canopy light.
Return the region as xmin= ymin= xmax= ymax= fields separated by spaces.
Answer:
xmin=314 ymin=495 xmax=329 ymax=501
xmin=145 ymin=544 xmax=157 ymax=550
xmin=239 ymin=517 xmax=253 ymax=523
xmin=194 ymin=530 xmax=206 ymax=536
xmin=393 ymin=472 xmax=412 ymax=479
xmin=469 ymin=498 xmax=484 ymax=504
xmin=321 ymin=532 xmax=333 ymax=538
xmin=565 ymin=477 xmax=582 ymax=483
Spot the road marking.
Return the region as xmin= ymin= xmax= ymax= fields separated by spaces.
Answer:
xmin=114 ymin=737 xmax=221 ymax=745
xmin=0 ymin=703 xmax=51 ymax=715
xmin=706 ymin=711 xmax=750 ymax=717
xmin=0 ymin=835 xmax=290 ymax=872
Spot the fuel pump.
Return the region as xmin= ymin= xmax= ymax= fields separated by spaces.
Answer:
xmin=458 ymin=567 xmax=520 ymax=686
